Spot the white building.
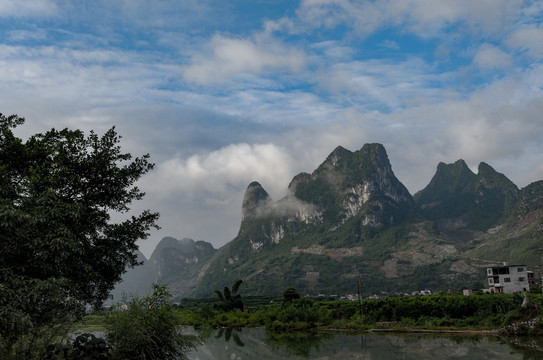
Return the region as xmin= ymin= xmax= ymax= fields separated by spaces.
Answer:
xmin=487 ymin=265 xmax=530 ymax=294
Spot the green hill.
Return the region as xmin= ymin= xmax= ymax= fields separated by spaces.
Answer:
xmin=138 ymin=144 xmax=543 ymax=299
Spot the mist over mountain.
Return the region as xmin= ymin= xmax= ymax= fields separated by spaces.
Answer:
xmin=117 ymin=143 xmax=543 ymax=299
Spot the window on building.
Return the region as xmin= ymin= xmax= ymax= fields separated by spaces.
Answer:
xmin=517 ymin=267 xmax=524 ymax=272
xmin=488 ymin=278 xmax=494 ymax=284
xmin=519 ymin=277 xmax=526 ymax=282
xmin=487 ymin=269 xmax=492 ymax=275
xmin=504 ymin=278 xmax=511 ymax=282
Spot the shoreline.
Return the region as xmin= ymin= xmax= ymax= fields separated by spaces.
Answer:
xmin=315 ymin=327 xmax=500 ymax=336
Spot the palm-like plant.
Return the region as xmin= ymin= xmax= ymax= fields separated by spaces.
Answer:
xmin=214 ymin=280 xmax=244 ymax=312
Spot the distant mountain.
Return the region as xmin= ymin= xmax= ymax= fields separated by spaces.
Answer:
xmin=112 ymin=237 xmax=217 ymax=300
xmin=130 ymin=143 xmax=543 ymax=299
xmin=191 ymin=144 xmax=430 ymax=296
xmin=110 ymin=250 xmax=155 ymax=302
xmin=148 ymin=237 xmax=217 ymax=295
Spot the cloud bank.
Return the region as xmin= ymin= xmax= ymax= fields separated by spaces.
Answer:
xmin=1 ymin=0 xmax=542 ymax=256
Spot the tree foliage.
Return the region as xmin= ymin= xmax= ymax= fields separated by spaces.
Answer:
xmin=106 ymin=284 xmax=201 ymax=360
xmin=214 ymin=280 xmax=244 ymax=312
xmin=0 ymin=113 xmax=159 ymax=355
xmin=282 ymin=287 xmax=301 ymax=303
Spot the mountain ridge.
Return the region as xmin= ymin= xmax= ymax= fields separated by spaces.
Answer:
xmin=118 ymin=143 xmax=543 ymax=299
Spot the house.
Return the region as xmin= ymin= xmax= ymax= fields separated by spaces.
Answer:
xmin=528 ymin=271 xmax=536 ymax=287
xmin=487 ymin=264 xmax=530 ymax=294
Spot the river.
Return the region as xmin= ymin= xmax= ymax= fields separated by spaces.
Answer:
xmin=186 ymin=327 xmax=542 ymax=359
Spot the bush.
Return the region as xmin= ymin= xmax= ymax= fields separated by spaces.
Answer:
xmin=106 ymin=284 xmax=201 ymax=360
xmin=44 ymin=333 xmax=110 ymax=360
xmin=283 ymin=287 xmax=301 ymax=303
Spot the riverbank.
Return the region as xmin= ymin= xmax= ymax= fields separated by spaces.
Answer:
xmin=76 ymin=293 xmax=543 ymax=338
xmin=75 ymin=296 xmax=543 ymax=356
xmin=175 ymin=293 xmax=543 ymax=336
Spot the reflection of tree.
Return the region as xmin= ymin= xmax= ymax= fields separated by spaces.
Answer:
xmin=505 ymin=336 xmax=543 ymax=360
xmin=215 ymin=328 xmax=245 ymax=347
xmin=265 ymin=330 xmax=333 ymax=358
xmin=448 ymin=334 xmax=482 ymax=345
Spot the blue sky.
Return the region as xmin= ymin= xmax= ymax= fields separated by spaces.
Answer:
xmin=2 ymin=0 xmax=543 ymax=256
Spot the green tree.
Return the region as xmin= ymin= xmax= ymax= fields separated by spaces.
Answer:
xmin=106 ymin=284 xmax=201 ymax=360
xmin=0 ymin=113 xmax=159 ymax=356
xmin=282 ymin=287 xmax=301 ymax=303
xmin=214 ymin=280 xmax=244 ymax=312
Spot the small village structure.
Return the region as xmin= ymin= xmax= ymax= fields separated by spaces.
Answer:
xmin=463 ymin=264 xmax=535 ymax=295
xmin=487 ymin=264 xmax=531 ymax=294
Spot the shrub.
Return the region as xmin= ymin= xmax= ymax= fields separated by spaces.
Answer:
xmin=106 ymin=284 xmax=201 ymax=360
xmin=283 ymin=287 xmax=301 ymax=303
xmin=44 ymin=333 xmax=110 ymax=360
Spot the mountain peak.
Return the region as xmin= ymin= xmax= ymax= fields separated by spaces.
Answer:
xmin=315 ymin=146 xmax=353 ymax=174
xmin=415 ymin=158 xmax=520 ymax=231
xmin=436 ymin=159 xmax=472 ymax=173
xmin=242 ymin=181 xmax=272 ymax=220
xmin=360 ymin=143 xmax=387 ymax=157
xmin=329 ymin=145 xmax=352 ymax=160
xmin=477 ymin=161 xmax=494 ymax=174
xmin=149 ymin=237 xmax=196 ymax=262
xmin=190 ymin=144 xmax=543 ymax=299
xmin=431 ymin=159 xmax=474 ymax=188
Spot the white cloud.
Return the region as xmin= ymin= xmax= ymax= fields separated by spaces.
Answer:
xmin=146 ymin=143 xmax=295 ymax=201
xmin=473 ymin=43 xmax=512 ymax=69
xmin=182 ymin=34 xmax=306 ymax=85
xmin=391 ymin=0 xmax=521 ymax=35
xmin=0 ymin=0 xmax=57 ymax=18
xmin=379 ymin=40 xmax=400 ymax=50
xmin=7 ymin=29 xmax=47 ymax=42
xmin=506 ymin=27 xmax=543 ymax=59
xmin=134 ymin=143 xmax=297 ymax=253
xmin=293 ymin=0 xmax=523 ymax=37
xmin=2 ymin=0 xmax=543 ymax=254
xmin=316 ymin=57 xmax=447 ymax=111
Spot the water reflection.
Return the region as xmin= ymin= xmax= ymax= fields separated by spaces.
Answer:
xmin=266 ymin=330 xmax=333 ymax=357
xmin=215 ymin=327 xmax=245 ymax=347
xmin=187 ymin=328 xmax=542 ymax=360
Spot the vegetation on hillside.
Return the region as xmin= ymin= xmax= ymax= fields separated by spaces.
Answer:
xmin=178 ymin=292 xmax=543 ymax=336
xmin=190 ymin=142 xmax=543 ymax=300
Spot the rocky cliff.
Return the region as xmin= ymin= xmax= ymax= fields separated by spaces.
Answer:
xmin=138 ymin=143 xmax=543 ymax=298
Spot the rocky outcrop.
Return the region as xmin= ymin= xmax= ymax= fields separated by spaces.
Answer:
xmin=241 ymin=182 xmax=272 ymax=220
xmin=168 ymin=143 xmax=543 ymax=299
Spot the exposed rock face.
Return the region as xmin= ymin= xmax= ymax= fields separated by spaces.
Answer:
xmin=158 ymin=143 xmax=543 ymax=299
xmin=242 ymin=181 xmax=272 ymax=220
xmin=236 ymin=144 xmax=416 ymax=250
xmin=291 ymin=143 xmax=415 ymax=231
xmin=192 ymin=143 xmax=425 ymax=297
xmin=517 ymin=180 xmax=543 ymax=215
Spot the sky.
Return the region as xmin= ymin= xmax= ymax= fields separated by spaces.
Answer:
xmin=2 ymin=0 xmax=543 ymax=258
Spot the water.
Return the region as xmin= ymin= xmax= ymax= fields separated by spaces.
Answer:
xmin=186 ymin=328 xmax=542 ymax=360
